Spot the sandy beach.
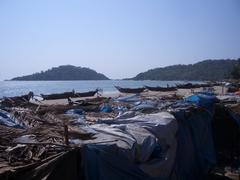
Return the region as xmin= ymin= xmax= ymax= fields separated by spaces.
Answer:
xmin=31 ymin=86 xmax=227 ymax=106
xmin=1 ymin=84 xmax=239 ymax=180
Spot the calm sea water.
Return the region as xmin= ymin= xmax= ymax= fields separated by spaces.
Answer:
xmin=0 ymin=80 xmax=201 ymax=98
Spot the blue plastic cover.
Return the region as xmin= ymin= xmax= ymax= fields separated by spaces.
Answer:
xmin=65 ymin=109 xmax=86 ymax=125
xmin=172 ymin=108 xmax=216 ymax=180
xmin=82 ymin=112 xmax=178 ymax=180
xmin=100 ymin=104 xmax=113 ymax=113
xmin=0 ymin=110 xmax=25 ymax=129
xmin=185 ymin=94 xmax=218 ymax=113
xmin=114 ymin=94 xmax=141 ymax=103
xmin=65 ymin=109 xmax=85 ymax=116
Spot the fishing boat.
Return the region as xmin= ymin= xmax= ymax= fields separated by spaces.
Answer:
xmin=176 ymin=83 xmax=212 ymax=89
xmin=145 ymin=86 xmax=177 ymax=92
xmin=41 ymin=92 xmax=74 ymax=100
xmin=73 ymin=89 xmax=99 ymax=98
xmin=41 ymin=89 xmax=99 ymax=100
xmin=115 ymin=86 xmax=145 ymax=93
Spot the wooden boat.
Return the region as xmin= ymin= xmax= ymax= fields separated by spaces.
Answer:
xmin=73 ymin=90 xmax=98 ymax=98
xmin=41 ymin=92 xmax=74 ymax=100
xmin=145 ymin=86 xmax=177 ymax=92
xmin=176 ymin=83 xmax=212 ymax=89
xmin=176 ymin=83 xmax=195 ymax=89
xmin=115 ymin=86 xmax=145 ymax=93
xmin=41 ymin=89 xmax=99 ymax=100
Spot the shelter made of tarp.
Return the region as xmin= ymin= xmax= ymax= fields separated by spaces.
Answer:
xmin=82 ymin=112 xmax=178 ymax=180
xmin=81 ymin=100 xmax=218 ymax=180
xmin=212 ymin=104 xmax=240 ymax=167
xmin=0 ymin=93 xmax=228 ymax=180
xmin=172 ymin=107 xmax=216 ymax=180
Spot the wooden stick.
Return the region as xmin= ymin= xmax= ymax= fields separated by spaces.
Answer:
xmin=64 ymin=124 xmax=69 ymax=146
xmin=12 ymin=142 xmax=70 ymax=148
xmin=35 ymin=104 xmax=41 ymax=113
xmin=222 ymin=84 xmax=224 ymax=95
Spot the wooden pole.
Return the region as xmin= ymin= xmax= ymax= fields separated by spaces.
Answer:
xmin=221 ymin=84 xmax=224 ymax=95
xmin=64 ymin=124 xmax=69 ymax=146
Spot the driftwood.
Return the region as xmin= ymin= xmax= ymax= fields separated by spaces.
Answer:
xmin=12 ymin=142 xmax=70 ymax=148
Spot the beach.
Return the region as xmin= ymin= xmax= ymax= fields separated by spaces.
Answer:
xmin=32 ymin=86 xmax=227 ymax=105
xmin=0 ymin=84 xmax=239 ymax=180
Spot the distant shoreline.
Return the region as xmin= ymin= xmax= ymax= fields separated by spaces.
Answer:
xmin=0 ymin=80 xmax=204 ymax=98
xmin=8 ymin=59 xmax=239 ymax=81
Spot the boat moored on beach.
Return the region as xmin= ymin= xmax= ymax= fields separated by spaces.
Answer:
xmin=115 ymin=86 xmax=145 ymax=93
xmin=176 ymin=83 xmax=213 ymax=89
xmin=145 ymin=86 xmax=177 ymax=92
xmin=41 ymin=89 xmax=99 ymax=100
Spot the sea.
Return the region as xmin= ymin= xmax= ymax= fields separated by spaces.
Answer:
xmin=0 ymin=80 xmax=201 ymax=98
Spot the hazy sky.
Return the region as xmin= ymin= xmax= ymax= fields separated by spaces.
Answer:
xmin=0 ymin=0 xmax=240 ymax=80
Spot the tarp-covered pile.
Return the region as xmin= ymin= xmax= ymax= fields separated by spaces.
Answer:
xmin=83 ymin=112 xmax=177 ymax=180
xmin=0 ymin=91 xmax=239 ymax=180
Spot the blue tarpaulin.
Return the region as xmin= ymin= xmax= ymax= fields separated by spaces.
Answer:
xmin=81 ymin=105 xmax=218 ymax=180
xmin=0 ymin=110 xmax=25 ymax=129
xmin=185 ymin=93 xmax=218 ymax=113
xmin=82 ymin=112 xmax=178 ymax=180
xmin=172 ymin=108 xmax=216 ymax=180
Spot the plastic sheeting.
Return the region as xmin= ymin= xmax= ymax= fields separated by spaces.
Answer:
xmin=172 ymin=108 xmax=216 ymax=180
xmin=82 ymin=112 xmax=178 ymax=180
xmin=227 ymin=107 xmax=240 ymax=126
xmin=100 ymin=104 xmax=113 ymax=113
xmin=0 ymin=109 xmax=25 ymax=129
xmin=114 ymin=94 xmax=141 ymax=103
xmin=65 ymin=109 xmax=86 ymax=125
xmin=83 ymin=106 xmax=217 ymax=179
xmin=131 ymin=100 xmax=158 ymax=113
xmin=185 ymin=93 xmax=218 ymax=113
xmin=65 ymin=109 xmax=85 ymax=116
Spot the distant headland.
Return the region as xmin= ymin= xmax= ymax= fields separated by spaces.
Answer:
xmin=10 ymin=65 xmax=109 ymax=81
xmin=131 ymin=59 xmax=239 ymax=81
xmin=9 ymin=59 xmax=240 ymax=81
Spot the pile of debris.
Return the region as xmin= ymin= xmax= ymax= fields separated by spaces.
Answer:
xmin=0 ymin=90 xmax=239 ymax=180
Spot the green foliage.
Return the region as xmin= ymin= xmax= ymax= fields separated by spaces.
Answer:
xmin=11 ymin=65 xmax=109 ymax=81
xmin=132 ymin=59 xmax=237 ymax=81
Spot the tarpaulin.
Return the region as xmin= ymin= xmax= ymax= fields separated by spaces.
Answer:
xmin=82 ymin=112 xmax=178 ymax=180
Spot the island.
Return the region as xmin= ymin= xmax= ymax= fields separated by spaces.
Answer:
xmin=11 ymin=65 xmax=109 ymax=81
xmin=132 ymin=59 xmax=238 ymax=81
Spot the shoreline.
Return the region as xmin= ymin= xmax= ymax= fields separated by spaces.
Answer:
xmin=0 ymin=80 xmax=207 ymax=98
xmin=30 ymin=86 xmax=227 ymax=106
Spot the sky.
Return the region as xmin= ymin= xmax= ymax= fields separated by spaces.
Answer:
xmin=0 ymin=0 xmax=240 ymax=80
